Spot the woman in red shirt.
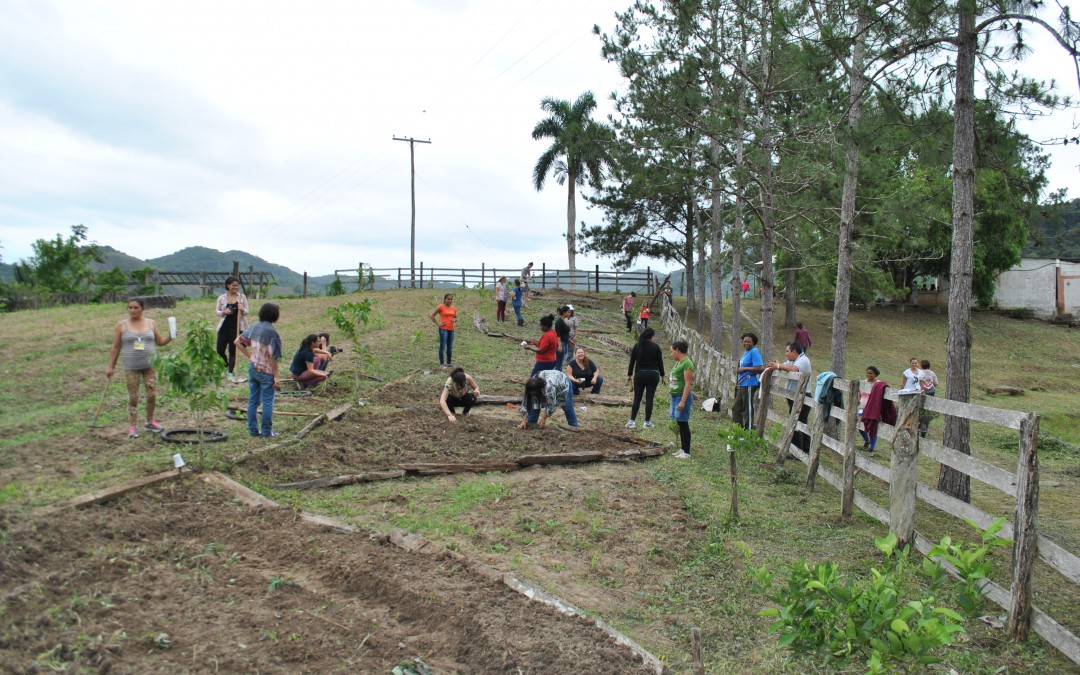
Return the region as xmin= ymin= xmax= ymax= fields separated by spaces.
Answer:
xmin=428 ymin=293 xmax=457 ymax=368
xmin=522 ymin=314 xmax=558 ymax=377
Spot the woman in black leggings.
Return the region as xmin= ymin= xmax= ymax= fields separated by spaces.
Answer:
xmin=625 ymin=327 xmax=665 ymax=429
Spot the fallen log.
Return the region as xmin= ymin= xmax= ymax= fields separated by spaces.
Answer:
xmin=400 ymin=462 xmax=519 ymax=475
xmin=517 ymin=451 xmax=604 ymax=466
xmin=326 ymin=402 xmax=354 ymax=421
xmin=986 ymin=385 xmax=1024 ymax=396
xmin=296 ymin=413 xmax=327 ymax=439
xmin=612 ymin=446 xmax=667 ymax=460
xmin=272 ymin=469 xmax=406 ymax=490
xmin=35 ymin=469 xmax=183 ymax=515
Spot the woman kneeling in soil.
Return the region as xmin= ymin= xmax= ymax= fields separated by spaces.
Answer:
xmin=439 ymin=367 xmax=480 ymax=423
xmin=290 ymin=334 xmax=330 ymax=389
xmin=518 ymin=369 xmax=579 ymax=429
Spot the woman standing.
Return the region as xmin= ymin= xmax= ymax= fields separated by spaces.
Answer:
xmin=215 ymin=276 xmax=249 ymax=383
xmin=290 ymin=334 xmax=330 ymax=389
xmin=918 ymin=359 xmax=938 ymax=438
xmin=567 ymin=347 xmax=604 ymax=395
xmin=901 ymin=357 xmax=923 ymax=392
xmin=236 ymin=303 xmax=283 ymax=438
xmin=639 ymin=302 xmax=651 ymax=331
xmin=859 ymin=366 xmax=891 ymax=452
xmin=625 ymin=327 xmax=665 ymax=429
xmin=106 ymin=298 xmax=173 ymax=438
xmin=429 ymin=293 xmax=458 ymax=369
xmin=494 ymin=276 xmax=508 ymax=322
xmin=669 ymin=340 xmax=695 ymax=458
xmin=554 ymin=306 xmax=572 ymax=369
xmin=522 ymin=314 xmax=559 ymax=377
xmin=512 ymin=280 xmax=525 ymax=326
xmin=439 ymin=367 xmax=481 ymax=422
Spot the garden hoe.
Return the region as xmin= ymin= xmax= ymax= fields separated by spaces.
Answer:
xmin=89 ymin=376 xmax=112 ymax=428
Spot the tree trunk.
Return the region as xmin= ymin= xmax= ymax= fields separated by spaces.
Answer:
xmin=696 ymin=207 xmax=708 ymax=333
xmin=709 ymin=139 xmax=726 ymax=353
xmin=684 ymin=201 xmax=696 ymax=319
xmin=567 ymin=174 xmax=578 ymax=286
xmin=757 ymin=0 xmax=776 ymax=360
xmin=939 ymin=6 xmax=976 ymax=503
xmin=783 ymin=265 xmax=797 ymax=328
xmin=729 ymin=27 xmax=748 ymax=357
xmin=829 ymin=7 xmax=868 ymax=378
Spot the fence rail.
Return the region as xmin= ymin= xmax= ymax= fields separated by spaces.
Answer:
xmin=658 ymin=302 xmax=1080 ymax=665
xmin=333 ymin=264 xmax=659 ymax=295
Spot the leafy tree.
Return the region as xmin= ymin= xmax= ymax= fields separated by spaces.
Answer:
xmin=531 ymin=91 xmax=614 ymax=277
xmin=93 ymin=266 xmax=130 ymax=303
xmin=155 ymin=317 xmax=227 ymax=467
xmin=326 ymin=298 xmax=377 ymax=393
xmin=17 ymin=225 xmax=103 ymax=293
xmin=132 ymin=266 xmax=159 ymax=296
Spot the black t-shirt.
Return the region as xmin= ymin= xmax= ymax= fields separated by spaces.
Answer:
xmin=627 ymin=341 xmax=665 ymax=377
xmin=290 ymin=346 xmax=315 ymax=376
xmin=554 ymin=318 xmax=571 ymax=341
xmin=568 ymin=359 xmax=597 ymax=385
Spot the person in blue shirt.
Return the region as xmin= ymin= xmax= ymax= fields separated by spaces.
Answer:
xmin=732 ymin=332 xmax=764 ymax=429
xmin=512 ymin=279 xmax=526 ymax=326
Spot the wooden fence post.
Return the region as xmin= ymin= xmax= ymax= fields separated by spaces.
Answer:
xmin=595 ymin=264 xmax=600 ymax=293
xmin=806 ymin=396 xmax=827 ymax=491
xmin=889 ymin=392 xmax=922 ymax=549
xmin=840 ymin=379 xmax=861 ymax=517
xmin=1008 ymin=412 xmax=1040 ymax=641
xmin=755 ymin=374 xmax=773 ymax=439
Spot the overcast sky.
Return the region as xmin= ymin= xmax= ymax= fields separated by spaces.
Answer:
xmin=1 ymin=0 xmax=1077 ymax=278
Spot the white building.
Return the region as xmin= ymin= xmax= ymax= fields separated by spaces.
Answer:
xmin=993 ymin=258 xmax=1080 ymax=320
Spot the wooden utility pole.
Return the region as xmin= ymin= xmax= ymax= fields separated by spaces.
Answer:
xmin=393 ymin=136 xmax=432 ymax=288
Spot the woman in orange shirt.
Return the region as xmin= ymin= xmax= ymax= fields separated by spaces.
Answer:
xmin=429 ymin=293 xmax=458 ymax=368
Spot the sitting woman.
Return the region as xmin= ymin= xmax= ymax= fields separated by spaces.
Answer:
xmin=439 ymin=367 xmax=480 ymax=423
xmin=517 ymin=369 xmax=579 ymax=429
xmin=290 ymin=334 xmax=331 ymax=389
xmin=313 ymin=332 xmax=334 ymax=370
xmin=567 ymin=347 xmax=603 ymax=395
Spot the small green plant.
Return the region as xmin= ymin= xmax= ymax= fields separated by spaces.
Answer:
xmin=751 ymin=532 xmax=965 ymax=672
xmin=155 ymin=317 xmax=227 ymax=467
xmin=409 ymin=329 xmax=424 ymax=346
xmin=925 ymin=516 xmax=1010 ymax=616
xmin=327 ymin=298 xmax=377 ymax=392
xmin=267 ymin=576 xmax=296 ymax=593
xmin=717 ymin=423 xmax=770 ymax=520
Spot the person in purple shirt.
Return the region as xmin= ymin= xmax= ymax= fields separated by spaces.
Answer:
xmin=793 ymin=323 xmax=811 ymax=352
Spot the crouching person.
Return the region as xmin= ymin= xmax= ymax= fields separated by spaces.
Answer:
xmin=440 ymin=367 xmax=480 ymax=423
xmin=518 ymin=369 xmax=579 ymax=429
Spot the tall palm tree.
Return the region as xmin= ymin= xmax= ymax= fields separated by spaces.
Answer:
xmin=532 ymin=91 xmax=612 ymax=275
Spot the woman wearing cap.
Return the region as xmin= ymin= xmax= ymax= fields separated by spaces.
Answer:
xmin=554 ymin=305 xmax=572 ymax=369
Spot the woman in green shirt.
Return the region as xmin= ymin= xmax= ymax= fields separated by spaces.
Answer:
xmin=669 ymin=340 xmax=695 ymax=458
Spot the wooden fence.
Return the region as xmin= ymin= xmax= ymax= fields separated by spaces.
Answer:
xmin=659 ymin=303 xmax=1080 ymax=665
xmin=333 ymin=264 xmax=658 ymax=295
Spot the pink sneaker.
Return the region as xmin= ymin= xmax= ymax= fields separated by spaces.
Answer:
xmin=145 ymin=421 xmax=164 ymax=433
xmin=127 ymin=426 xmax=139 ymax=439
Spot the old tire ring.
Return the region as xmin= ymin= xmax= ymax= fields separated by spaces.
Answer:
xmin=160 ymin=428 xmax=229 ymax=444
xmin=225 ymin=406 xmax=247 ymax=421
xmin=277 ymin=389 xmax=312 ymax=398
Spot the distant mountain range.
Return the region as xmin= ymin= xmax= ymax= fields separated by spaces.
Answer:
xmin=0 ymin=245 xmax=336 ymax=297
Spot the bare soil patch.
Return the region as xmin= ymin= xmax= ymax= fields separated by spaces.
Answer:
xmin=0 ymin=478 xmax=657 ymax=674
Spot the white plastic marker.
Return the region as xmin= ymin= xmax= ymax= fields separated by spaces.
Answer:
xmin=521 ymin=341 xmax=528 ymax=346
xmin=173 ymin=453 xmax=186 ymax=469
xmin=167 ymin=316 xmax=177 ymax=339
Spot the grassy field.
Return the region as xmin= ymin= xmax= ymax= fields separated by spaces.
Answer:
xmin=1 ymin=289 xmax=1079 ymax=673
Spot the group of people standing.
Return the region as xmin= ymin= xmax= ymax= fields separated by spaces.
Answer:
xmin=106 ymin=276 xmax=342 ymax=440
xmin=730 ymin=326 xmax=940 ymax=455
xmin=492 ymin=262 xmax=533 ymax=327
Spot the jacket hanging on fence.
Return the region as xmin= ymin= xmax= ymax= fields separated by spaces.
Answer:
xmin=862 ymin=380 xmax=896 ymax=426
xmin=814 ymin=371 xmax=843 ymax=421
